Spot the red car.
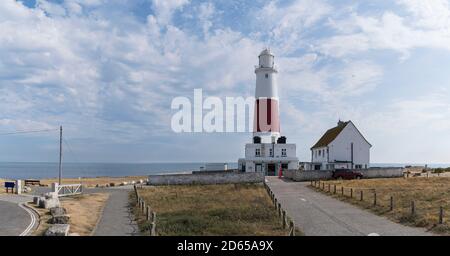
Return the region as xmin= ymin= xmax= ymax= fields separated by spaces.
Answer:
xmin=332 ymin=169 xmax=363 ymax=180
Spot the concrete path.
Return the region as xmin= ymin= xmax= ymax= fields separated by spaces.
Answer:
xmin=93 ymin=189 xmax=139 ymax=236
xmin=266 ymin=177 xmax=432 ymax=236
xmin=0 ymin=195 xmax=35 ymax=236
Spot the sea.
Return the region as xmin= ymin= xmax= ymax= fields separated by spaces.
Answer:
xmin=0 ymin=162 xmax=449 ymax=180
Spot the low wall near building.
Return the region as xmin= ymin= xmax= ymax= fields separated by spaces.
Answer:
xmin=147 ymin=172 xmax=265 ymax=186
xmin=284 ymin=168 xmax=404 ymax=181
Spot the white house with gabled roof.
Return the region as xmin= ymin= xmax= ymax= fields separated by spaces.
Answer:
xmin=305 ymin=120 xmax=372 ymax=171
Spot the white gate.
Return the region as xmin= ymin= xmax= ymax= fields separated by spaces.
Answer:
xmin=56 ymin=184 xmax=83 ymax=197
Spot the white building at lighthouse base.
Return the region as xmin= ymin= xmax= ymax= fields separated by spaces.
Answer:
xmin=238 ymin=138 xmax=299 ymax=176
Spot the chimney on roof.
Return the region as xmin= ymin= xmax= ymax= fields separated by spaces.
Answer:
xmin=338 ymin=120 xmax=345 ymax=127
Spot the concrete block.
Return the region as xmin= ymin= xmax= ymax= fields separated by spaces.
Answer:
xmin=50 ymin=207 xmax=67 ymax=217
xmin=39 ymin=198 xmax=60 ymax=209
xmin=33 ymin=196 xmax=40 ymax=205
xmin=44 ymin=224 xmax=70 ymax=236
xmin=44 ymin=192 xmax=58 ymax=199
xmin=49 ymin=214 xmax=70 ymax=224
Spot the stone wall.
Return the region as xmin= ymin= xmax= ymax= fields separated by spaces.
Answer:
xmin=284 ymin=168 xmax=404 ymax=181
xmin=147 ymin=172 xmax=265 ymax=186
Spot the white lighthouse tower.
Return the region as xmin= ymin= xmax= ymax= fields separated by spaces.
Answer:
xmin=238 ymin=49 xmax=299 ymax=176
xmin=253 ymin=49 xmax=280 ymax=143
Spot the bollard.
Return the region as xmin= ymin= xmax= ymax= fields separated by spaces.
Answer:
xmin=373 ymin=192 xmax=377 ymax=206
xmin=350 ymin=188 xmax=353 ymax=198
xmin=282 ymin=210 xmax=287 ymax=229
xmin=439 ymin=206 xmax=444 ymax=224
xmin=278 ymin=203 xmax=282 ymax=217
xmin=411 ymin=201 xmax=415 ymax=216
xmin=334 ymin=185 xmax=336 ymax=194
xmin=390 ymin=196 xmax=394 ymax=211
xmin=360 ymin=190 xmax=363 ymax=201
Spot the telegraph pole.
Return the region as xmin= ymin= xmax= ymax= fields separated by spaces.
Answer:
xmin=59 ymin=126 xmax=63 ymax=185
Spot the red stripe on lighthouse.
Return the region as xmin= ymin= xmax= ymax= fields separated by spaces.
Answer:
xmin=254 ymin=99 xmax=280 ymax=133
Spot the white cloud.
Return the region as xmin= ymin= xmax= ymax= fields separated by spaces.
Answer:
xmin=151 ymin=0 xmax=190 ymax=25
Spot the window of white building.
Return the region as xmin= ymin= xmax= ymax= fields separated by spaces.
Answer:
xmin=269 ymin=148 xmax=273 ymax=157
xmin=281 ymin=149 xmax=287 ymax=157
xmin=255 ymin=148 xmax=261 ymax=157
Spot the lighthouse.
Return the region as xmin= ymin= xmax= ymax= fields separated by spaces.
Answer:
xmin=238 ymin=49 xmax=299 ymax=176
xmin=254 ymin=49 xmax=280 ymax=144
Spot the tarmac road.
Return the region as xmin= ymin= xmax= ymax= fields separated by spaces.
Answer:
xmin=266 ymin=177 xmax=432 ymax=236
xmin=0 ymin=196 xmax=33 ymax=236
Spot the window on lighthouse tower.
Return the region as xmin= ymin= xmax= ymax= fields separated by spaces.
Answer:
xmin=265 ymin=74 xmax=269 ymax=78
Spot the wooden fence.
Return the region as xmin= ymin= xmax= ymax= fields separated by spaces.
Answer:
xmin=263 ymin=182 xmax=296 ymax=236
xmin=310 ymin=180 xmax=445 ymax=225
xmin=134 ymin=185 xmax=157 ymax=236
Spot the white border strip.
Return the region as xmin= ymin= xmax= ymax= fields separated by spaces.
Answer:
xmin=18 ymin=203 xmax=37 ymax=236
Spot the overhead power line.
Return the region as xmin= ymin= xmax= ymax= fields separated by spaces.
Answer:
xmin=0 ymin=128 xmax=59 ymax=136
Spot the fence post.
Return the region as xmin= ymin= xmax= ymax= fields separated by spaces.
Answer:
xmin=282 ymin=210 xmax=287 ymax=229
xmin=150 ymin=222 xmax=156 ymax=236
xmin=328 ymin=184 xmax=330 ymax=193
xmin=341 ymin=187 xmax=344 ymax=196
xmin=439 ymin=206 xmax=444 ymax=224
xmin=360 ymin=190 xmax=363 ymax=201
xmin=373 ymin=191 xmax=377 ymax=206
xmin=390 ymin=196 xmax=394 ymax=211
xmin=152 ymin=212 xmax=157 ymax=223
xmin=334 ymin=185 xmax=336 ymax=194
xmin=350 ymin=188 xmax=353 ymax=198
xmin=146 ymin=206 xmax=151 ymax=221
xmin=278 ymin=203 xmax=282 ymax=217
xmin=289 ymin=221 xmax=295 ymax=236
xmin=142 ymin=201 xmax=146 ymax=213
xmin=411 ymin=201 xmax=415 ymax=216
xmin=322 ymin=183 xmax=325 ymax=190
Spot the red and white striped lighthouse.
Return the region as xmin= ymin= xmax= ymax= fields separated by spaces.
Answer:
xmin=253 ymin=48 xmax=280 ymax=143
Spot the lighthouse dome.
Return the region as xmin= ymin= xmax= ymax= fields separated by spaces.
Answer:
xmin=259 ymin=48 xmax=274 ymax=68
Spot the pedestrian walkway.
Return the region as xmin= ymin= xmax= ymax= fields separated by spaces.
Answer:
xmin=93 ymin=189 xmax=139 ymax=236
xmin=266 ymin=177 xmax=432 ymax=236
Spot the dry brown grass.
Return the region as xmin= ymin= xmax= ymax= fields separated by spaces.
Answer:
xmin=61 ymin=193 xmax=109 ymax=235
xmin=0 ymin=178 xmax=5 ymax=194
xmin=40 ymin=176 xmax=147 ymax=188
xmin=312 ymin=177 xmax=450 ymax=234
xmin=134 ymin=183 xmax=288 ymax=236
xmin=29 ymin=193 xmax=109 ymax=236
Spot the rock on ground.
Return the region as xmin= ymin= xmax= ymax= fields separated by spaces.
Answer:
xmin=44 ymin=224 xmax=70 ymax=236
xmin=50 ymin=207 xmax=67 ymax=216
xmin=49 ymin=214 xmax=70 ymax=224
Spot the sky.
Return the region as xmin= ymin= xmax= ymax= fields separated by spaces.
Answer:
xmin=0 ymin=0 xmax=450 ymax=164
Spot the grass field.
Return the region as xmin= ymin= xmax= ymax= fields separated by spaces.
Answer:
xmin=312 ymin=177 xmax=450 ymax=234
xmin=133 ymin=183 xmax=292 ymax=236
